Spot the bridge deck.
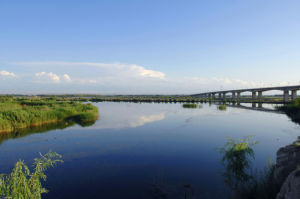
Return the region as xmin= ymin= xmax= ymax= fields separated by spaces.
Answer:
xmin=192 ymin=85 xmax=300 ymax=96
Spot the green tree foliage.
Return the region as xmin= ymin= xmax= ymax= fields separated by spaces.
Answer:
xmin=0 ymin=151 xmax=63 ymax=199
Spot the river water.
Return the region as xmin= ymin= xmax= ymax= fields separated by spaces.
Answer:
xmin=0 ymin=102 xmax=299 ymax=199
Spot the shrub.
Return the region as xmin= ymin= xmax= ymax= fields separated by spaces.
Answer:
xmin=182 ymin=103 xmax=198 ymax=108
xmin=0 ymin=151 xmax=63 ymax=199
xmin=218 ymin=104 xmax=227 ymax=110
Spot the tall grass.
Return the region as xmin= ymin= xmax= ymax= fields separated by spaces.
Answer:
xmin=0 ymin=97 xmax=99 ymax=133
xmin=218 ymin=137 xmax=280 ymax=199
xmin=0 ymin=151 xmax=63 ymax=199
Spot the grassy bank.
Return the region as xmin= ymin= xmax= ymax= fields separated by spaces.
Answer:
xmin=0 ymin=97 xmax=99 ymax=133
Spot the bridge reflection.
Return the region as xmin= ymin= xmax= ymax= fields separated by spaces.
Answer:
xmin=218 ymin=102 xmax=284 ymax=114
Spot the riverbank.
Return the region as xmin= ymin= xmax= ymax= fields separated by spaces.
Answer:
xmin=0 ymin=97 xmax=99 ymax=134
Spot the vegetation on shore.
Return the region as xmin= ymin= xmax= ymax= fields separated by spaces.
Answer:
xmin=0 ymin=96 xmax=99 ymax=133
xmin=218 ymin=104 xmax=227 ymax=110
xmin=218 ymin=137 xmax=280 ymax=199
xmin=276 ymin=98 xmax=300 ymax=124
xmin=0 ymin=151 xmax=63 ymax=199
xmin=1 ymin=94 xmax=291 ymax=104
xmin=182 ymin=103 xmax=198 ymax=108
xmin=89 ymin=95 xmax=287 ymax=104
xmin=90 ymin=95 xmax=209 ymax=103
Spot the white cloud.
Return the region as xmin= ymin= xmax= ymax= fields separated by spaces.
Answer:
xmin=16 ymin=61 xmax=165 ymax=80
xmin=63 ymin=74 xmax=71 ymax=82
xmin=9 ymin=61 xmax=297 ymax=94
xmin=48 ymin=72 xmax=60 ymax=82
xmin=35 ymin=72 xmax=46 ymax=77
xmin=0 ymin=70 xmax=16 ymax=77
xmin=88 ymin=80 xmax=97 ymax=84
xmin=35 ymin=72 xmax=60 ymax=82
xmin=129 ymin=65 xmax=165 ymax=79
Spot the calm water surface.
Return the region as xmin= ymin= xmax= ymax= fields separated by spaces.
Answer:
xmin=0 ymin=102 xmax=299 ymax=198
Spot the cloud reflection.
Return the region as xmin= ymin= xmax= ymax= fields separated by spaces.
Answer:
xmin=129 ymin=113 xmax=165 ymax=128
xmin=80 ymin=103 xmax=167 ymax=130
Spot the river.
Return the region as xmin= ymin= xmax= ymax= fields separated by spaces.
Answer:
xmin=0 ymin=102 xmax=299 ymax=199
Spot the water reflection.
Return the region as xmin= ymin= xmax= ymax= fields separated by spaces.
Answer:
xmin=219 ymin=137 xmax=256 ymax=187
xmin=218 ymin=137 xmax=281 ymax=199
xmin=224 ymin=103 xmax=282 ymax=114
xmin=130 ymin=113 xmax=165 ymax=128
xmin=148 ymin=136 xmax=280 ymax=199
xmin=0 ymin=102 xmax=299 ymax=199
xmin=85 ymin=103 xmax=167 ymax=129
xmin=218 ymin=137 xmax=257 ymax=198
xmin=0 ymin=119 xmax=97 ymax=145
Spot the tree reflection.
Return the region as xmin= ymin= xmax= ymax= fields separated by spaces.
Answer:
xmin=218 ymin=137 xmax=258 ymax=198
xmin=277 ymin=99 xmax=300 ymax=125
xmin=0 ymin=119 xmax=97 ymax=145
xmin=218 ymin=137 xmax=281 ymax=199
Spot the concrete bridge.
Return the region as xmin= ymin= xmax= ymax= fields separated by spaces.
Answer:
xmin=192 ymin=85 xmax=300 ymax=102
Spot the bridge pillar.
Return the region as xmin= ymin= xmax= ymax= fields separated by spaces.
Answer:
xmin=232 ymin=92 xmax=236 ymax=100
xmin=237 ymin=92 xmax=241 ymax=101
xmin=223 ymin=93 xmax=226 ymax=100
xmin=252 ymin=103 xmax=256 ymax=108
xmin=258 ymin=91 xmax=263 ymax=100
xmin=292 ymin=90 xmax=297 ymax=101
xmin=208 ymin=94 xmax=211 ymax=99
xmin=218 ymin=93 xmax=222 ymax=100
xmin=212 ymin=93 xmax=216 ymax=99
xmin=252 ymin=92 xmax=256 ymax=100
xmin=284 ymin=90 xmax=289 ymax=102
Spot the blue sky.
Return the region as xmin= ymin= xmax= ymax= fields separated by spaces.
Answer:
xmin=1 ymin=0 xmax=300 ymax=94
